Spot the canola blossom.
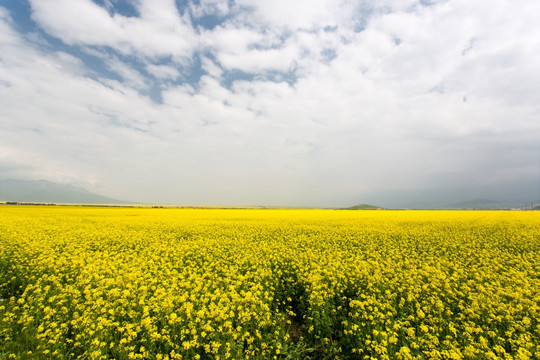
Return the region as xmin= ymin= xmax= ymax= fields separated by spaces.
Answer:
xmin=0 ymin=206 xmax=539 ymax=359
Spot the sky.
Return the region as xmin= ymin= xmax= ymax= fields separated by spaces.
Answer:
xmin=1 ymin=0 xmax=539 ymax=207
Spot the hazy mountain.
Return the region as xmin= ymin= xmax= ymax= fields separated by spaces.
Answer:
xmin=0 ymin=179 xmax=130 ymax=204
xmin=395 ymin=198 xmax=537 ymax=210
xmin=444 ymin=199 xmax=540 ymax=210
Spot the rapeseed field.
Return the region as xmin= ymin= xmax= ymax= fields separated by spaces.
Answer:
xmin=0 ymin=206 xmax=539 ymax=359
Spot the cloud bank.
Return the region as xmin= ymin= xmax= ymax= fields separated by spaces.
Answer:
xmin=1 ymin=0 xmax=539 ymax=207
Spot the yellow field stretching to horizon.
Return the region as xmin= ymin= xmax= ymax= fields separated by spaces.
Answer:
xmin=1 ymin=206 xmax=539 ymax=360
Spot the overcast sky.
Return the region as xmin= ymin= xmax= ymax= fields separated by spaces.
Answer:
xmin=1 ymin=0 xmax=539 ymax=207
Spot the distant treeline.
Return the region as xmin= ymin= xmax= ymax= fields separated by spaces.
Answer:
xmin=4 ymin=202 xmax=57 ymax=206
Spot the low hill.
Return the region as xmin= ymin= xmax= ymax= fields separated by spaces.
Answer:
xmin=344 ymin=203 xmax=383 ymax=210
xmin=0 ymin=179 xmax=130 ymax=204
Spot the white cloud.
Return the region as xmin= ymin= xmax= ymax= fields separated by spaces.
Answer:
xmin=0 ymin=17 xmax=167 ymax=197
xmin=146 ymin=64 xmax=181 ymax=80
xmin=29 ymin=0 xmax=198 ymax=60
xmin=105 ymin=56 xmax=148 ymax=90
xmin=203 ymin=25 xmax=303 ymax=73
xmin=200 ymin=57 xmax=223 ymax=78
xmin=0 ymin=7 xmax=19 ymax=46
xmin=203 ymin=26 xmax=262 ymax=55
xmin=190 ymin=0 xmax=231 ymax=19
xmin=218 ymin=43 xmax=300 ymax=73
xmin=2 ymin=0 xmax=540 ymax=206
xmin=233 ymin=0 xmax=356 ymax=31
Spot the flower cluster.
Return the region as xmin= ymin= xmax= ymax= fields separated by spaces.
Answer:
xmin=1 ymin=206 xmax=539 ymax=359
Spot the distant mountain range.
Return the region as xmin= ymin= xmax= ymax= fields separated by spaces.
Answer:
xmin=349 ymin=199 xmax=538 ymax=210
xmin=442 ymin=198 xmax=536 ymax=210
xmin=2 ymin=179 xmax=537 ymax=209
xmin=0 ymin=179 xmax=130 ymax=204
